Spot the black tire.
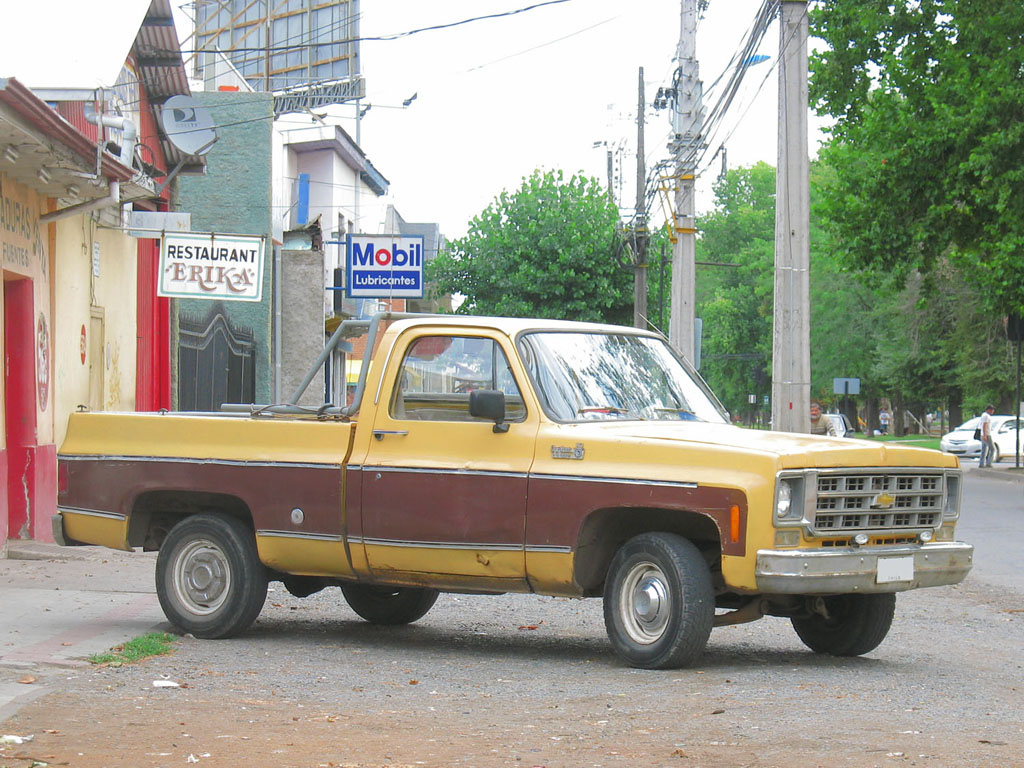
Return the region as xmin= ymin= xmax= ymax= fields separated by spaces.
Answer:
xmin=603 ymin=533 xmax=714 ymax=669
xmin=341 ymin=584 xmax=439 ymax=625
xmin=156 ymin=514 xmax=268 ymax=639
xmin=791 ymin=593 xmax=896 ymax=656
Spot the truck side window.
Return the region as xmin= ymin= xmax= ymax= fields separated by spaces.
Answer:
xmin=391 ymin=335 xmax=527 ymax=423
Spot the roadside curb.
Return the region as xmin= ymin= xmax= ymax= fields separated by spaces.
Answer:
xmin=2 ymin=540 xmax=90 ymax=562
xmin=1 ymin=540 xmax=143 ymax=563
xmin=966 ymin=464 xmax=1024 ymax=484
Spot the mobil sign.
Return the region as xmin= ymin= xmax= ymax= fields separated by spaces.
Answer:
xmin=346 ymin=234 xmax=424 ymax=299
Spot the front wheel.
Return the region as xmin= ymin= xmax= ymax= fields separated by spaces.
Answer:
xmin=341 ymin=584 xmax=439 ymax=625
xmin=603 ymin=533 xmax=714 ymax=669
xmin=156 ymin=515 xmax=268 ymax=639
xmin=791 ymin=593 xmax=896 ymax=656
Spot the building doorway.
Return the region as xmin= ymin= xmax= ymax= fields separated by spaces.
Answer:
xmin=3 ymin=274 xmax=37 ymax=542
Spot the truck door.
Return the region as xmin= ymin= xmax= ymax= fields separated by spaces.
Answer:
xmin=359 ymin=332 xmax=537 ymax=590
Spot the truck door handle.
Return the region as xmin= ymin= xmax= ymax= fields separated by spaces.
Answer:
xmin=373 ymin=430 xmax=409 ymax=441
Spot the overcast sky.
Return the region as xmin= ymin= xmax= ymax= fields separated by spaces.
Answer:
xmin=2 ymin=0 xmax=825 ymax=240
xmin=349 ymin=0 xmax=826 ymax=238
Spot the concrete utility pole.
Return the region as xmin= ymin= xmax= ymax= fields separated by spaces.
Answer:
xmin=634 ymin=67 xmax=648 ymax=329
xmin=668 ymin=0 xmax=702 ymax=363
xmin=771 ymin=0 xmax=811 ymax=433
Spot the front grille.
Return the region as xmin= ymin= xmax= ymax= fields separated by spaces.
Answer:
xmin=813 ymin=472 xmax=944 ymax=533
xmin=820 ymin=535 xmax=918 ymax=548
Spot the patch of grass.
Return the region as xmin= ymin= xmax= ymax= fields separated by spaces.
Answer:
xmin=88 ymin=632 xmax=178 ymax=666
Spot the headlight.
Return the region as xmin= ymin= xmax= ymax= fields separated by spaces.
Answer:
xmin=774 ymin=474 xmax=805 ymax=524
xmin=943 ymin=471 xmax=962 ymax=519
xmin=776 ymin=481 xmax=793 ymax=518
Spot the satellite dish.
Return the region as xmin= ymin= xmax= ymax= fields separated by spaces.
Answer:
xmin=161 ymin=95 xmax=217 ymax=156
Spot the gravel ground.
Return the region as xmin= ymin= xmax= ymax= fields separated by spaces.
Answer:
xmin=3 ymin=574 xmax=1022 ymax=768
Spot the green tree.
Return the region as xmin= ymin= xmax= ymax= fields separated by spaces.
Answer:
xmin=428 ymin=170 xmax=631 ymax=323
xmin=810 ymin=0 xmax=1024 ymax=314
xmin=695 ymin=162 xmax=776 ymax=418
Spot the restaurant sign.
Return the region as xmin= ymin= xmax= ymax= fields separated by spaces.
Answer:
xmin=159 ymin=232 xmax=265 ymax=301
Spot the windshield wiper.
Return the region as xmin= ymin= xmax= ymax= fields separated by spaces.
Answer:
xmin=578 ymin=405 xmax=630 ymax=415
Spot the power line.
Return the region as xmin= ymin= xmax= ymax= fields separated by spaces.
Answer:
xmin=179 ymin=0 xmax=574 ymax=55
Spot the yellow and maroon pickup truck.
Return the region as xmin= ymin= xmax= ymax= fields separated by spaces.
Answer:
xmin=55 ymin=313 xmax=973 ymax=668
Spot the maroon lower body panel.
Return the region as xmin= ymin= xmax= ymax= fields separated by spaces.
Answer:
xmin=59 ymin=456 xmax=344 ymax=538
xmin=526 ymin=474 xmax=747 ymax=556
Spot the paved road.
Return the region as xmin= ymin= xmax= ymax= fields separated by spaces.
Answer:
xmin=0 ymin=465 xmax=1021 ymax=766
xmin=957 ymin=464 xmax=1024 ymax=594
xmin=0 ymin=543 xmax=166 ymax=720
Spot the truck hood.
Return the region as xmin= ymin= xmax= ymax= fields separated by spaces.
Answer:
xmin=562 ymin=420 xmax=956 ymax=470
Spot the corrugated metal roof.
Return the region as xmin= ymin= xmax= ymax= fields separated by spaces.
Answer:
xmin=134 ymin=0 xmax=204 ymax=173
xmin=135 ymin=0 xmax=191 ymax=103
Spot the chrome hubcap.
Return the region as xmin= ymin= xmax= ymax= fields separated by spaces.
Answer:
xmin=174 ymin=539 xmax=230 ymax=616
xmin=620 ymin=562 xmax=672 ymax=644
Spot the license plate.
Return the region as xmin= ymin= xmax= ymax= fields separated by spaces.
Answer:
xmin=876 ymin=555 xmax=914 ymax=583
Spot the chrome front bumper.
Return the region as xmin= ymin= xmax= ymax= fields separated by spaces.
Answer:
xmin=755 ymin=542 xmax=974 ymax=594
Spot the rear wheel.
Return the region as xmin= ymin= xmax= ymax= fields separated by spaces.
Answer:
xmin=156 ymin=515 xmax=268 ymax=638
xmin=791 ymin=593 xmax=896 ymax=656
xmin=341 ymin=584 xmax=439 ymax=625
xmin=603 ymin=533 xmax=713 ymax=669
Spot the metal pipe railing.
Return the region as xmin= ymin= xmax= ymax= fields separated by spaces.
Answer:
xmin=221 ymin=312 xmax=441 ymax=418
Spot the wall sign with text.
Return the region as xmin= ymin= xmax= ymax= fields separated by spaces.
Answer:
xmin=159 ymin=232 xmax=265 ymax=302
xmin=346 ymin=234 xmax=424 ymax=299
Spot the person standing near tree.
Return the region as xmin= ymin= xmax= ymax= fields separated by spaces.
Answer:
xmin=879 ymin=407 xmax=891 ymax=435
xmin=979 ymin=404 xmax=996 ymax=467
xmin=810 ymin=401 xmax=838 ymax=436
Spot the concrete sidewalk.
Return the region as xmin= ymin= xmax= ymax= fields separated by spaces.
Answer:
xmin=965 ymin=461 xmax=1024 ymax=484
xmin=0 ymin=540 xmax=169 ymax=721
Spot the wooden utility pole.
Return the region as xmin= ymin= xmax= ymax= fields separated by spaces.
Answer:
xmin=634 ymin=67 xmax=648 ymax=329
xmin=771 ymin=0 xmax=811 ymax=433
xmin=668 ymin=0 xmax=702 ymax=363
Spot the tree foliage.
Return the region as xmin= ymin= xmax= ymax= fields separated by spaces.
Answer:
xmin=697 ymin=160 xmax=1017 ymax=426
xmin=810 ymin=0 xmax=1024 ymax=313
xmin=695 ymin=162 xmax=776 ymax=416
xmin=428 ymin=169 xmax=632 ymax=324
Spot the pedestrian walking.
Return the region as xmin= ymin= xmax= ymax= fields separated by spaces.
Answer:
xmin=978 ymin=404 xmax=995 ymax=467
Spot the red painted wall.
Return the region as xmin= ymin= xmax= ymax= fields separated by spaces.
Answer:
xmin=0 ymin=449 xmax=8 ymax=545
xmin=136 ymin=239 xmax=171 ymax=411
xmin=133 ymin=68 xmax=172 ymax=411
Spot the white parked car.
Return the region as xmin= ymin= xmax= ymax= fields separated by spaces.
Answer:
xmin=940 ymin=415 xmax=1023 ymax=461
xmin=827 ymin=413 xmax=856 ymax=437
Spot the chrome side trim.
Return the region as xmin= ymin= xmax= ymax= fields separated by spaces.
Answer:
xmin=755 ymin=542 xmax=973 ymax=594
xmin=525 ymin=544 xmax=573 ymax=554
xmin=58 ymin=454 xmax=341 ymax=471
xmin=344 ymin=464 xmax=699 ymax=489
xmin=58 ymin=506 xmax=127 ymax=521
xmin=256 ymin=530 xmax=345 ymax=542
xmin=362 ymin=465 xmax=530 ymax=480
xmin=530 ymin=473 xmax=699 ymax=489
xmin=352 ymin=536 xmax=524 ymax=552
xmin=349 ymin=537 xmax=570 ymax=554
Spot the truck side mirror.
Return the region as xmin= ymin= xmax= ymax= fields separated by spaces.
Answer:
xmin=470 ymin=390 xmax=509 ymax=433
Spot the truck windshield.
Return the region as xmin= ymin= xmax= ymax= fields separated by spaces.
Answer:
xmin=517 ymin=331 xmax=729 ymax=423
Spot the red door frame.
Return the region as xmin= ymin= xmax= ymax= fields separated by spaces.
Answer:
xmin=4 ymin=275 xmax=37 ymax=541
xmin=136 ymin=238 xmax=171 ymax=411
